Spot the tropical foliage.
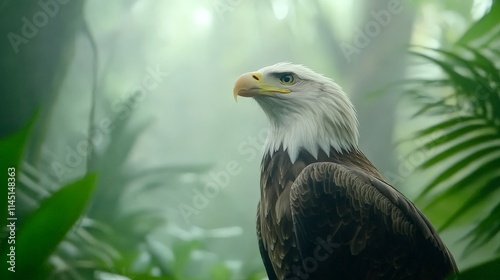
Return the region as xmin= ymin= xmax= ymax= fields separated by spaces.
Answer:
xmin=404 ymin=2 xmax=500 ymax=278
xmin=1 ymin=0 xmax=499 ymax=279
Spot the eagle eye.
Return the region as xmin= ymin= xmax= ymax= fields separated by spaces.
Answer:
xmin=279 ymin=74 xmax=295 ymax=85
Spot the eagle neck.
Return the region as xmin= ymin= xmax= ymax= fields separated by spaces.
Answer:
xmin=263 ymin=111 xmax=358 ymax=164
xmin=261 ymin=146 xmax=384 ymax=189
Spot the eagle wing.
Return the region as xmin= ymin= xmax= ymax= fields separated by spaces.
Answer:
xmin=289 ymin=162 xmax=457 ymax=280
xmin=256 ymin=201 xmax=279 ymax=280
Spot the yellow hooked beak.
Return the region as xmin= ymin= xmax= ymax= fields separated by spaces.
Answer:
xmin=233 ymin=72 xmax=291 ymax=101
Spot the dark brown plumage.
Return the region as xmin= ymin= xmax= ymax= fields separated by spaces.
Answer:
xmin=257 ymin=148 xmax=457 ymax=280
xmin=233 ymin=63 xmax=458 ymax=280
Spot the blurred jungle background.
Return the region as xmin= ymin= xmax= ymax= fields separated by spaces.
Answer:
xmin=1 ymin=0 xmax=499 ymax=279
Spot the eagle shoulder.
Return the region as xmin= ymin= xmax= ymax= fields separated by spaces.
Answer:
xmin=289 ymin=162 xmax=458 ymax=279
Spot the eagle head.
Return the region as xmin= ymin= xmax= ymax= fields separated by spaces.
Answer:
xmin=233 ymin=62 xmax=359 ymax=162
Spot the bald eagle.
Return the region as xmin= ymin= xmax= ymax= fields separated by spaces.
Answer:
xmin=233 ymin=63 xmax=457 ymax=280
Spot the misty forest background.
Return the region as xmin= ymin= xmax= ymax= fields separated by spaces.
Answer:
xmin=1 ymin=0 xmax=500 ymax=279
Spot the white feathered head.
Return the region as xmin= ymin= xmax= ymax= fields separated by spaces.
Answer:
xmin=233 ymin=62 xmax=359 ymax=162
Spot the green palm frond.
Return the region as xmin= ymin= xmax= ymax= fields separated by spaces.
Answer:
xmin=405 ymin=3 xmax=500 ymax=258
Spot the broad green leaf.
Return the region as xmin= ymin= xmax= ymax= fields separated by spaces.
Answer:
xmin=0 ymin=113 xmax=36 ymax=229
xmin=457 ymin=2 xmax=500 ymax=45
xmin=0 ymin=174 xmax=97 ymax=279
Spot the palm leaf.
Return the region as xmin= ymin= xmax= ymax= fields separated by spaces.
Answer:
xmin=404 ymin=15 xmax=500 ymax=259
xmin=421 ymin=132 xmax=500 ymax=168
xmin=419 ymin=145 xmax=500 ymax=199
xmin=440 ymin=176 xmax=500 ymax=230
xmin=456 ymin=255 xmax=500 ymax=280
xmin=462 ymin=201 xmax=500 ymax=255
xmin=457 ymin=2 xmax=500 ymax=46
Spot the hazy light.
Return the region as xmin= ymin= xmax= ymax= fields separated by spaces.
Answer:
xmin=472 ymin=0 xmax=492 ymax=20
xmin=193 ymin=6 xmax=213 ymax=27
xmin=272 ymin=0 xmax=289 ymax=20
